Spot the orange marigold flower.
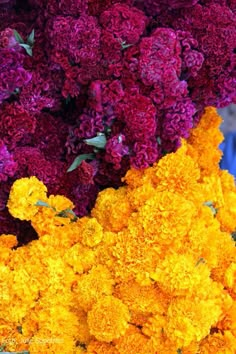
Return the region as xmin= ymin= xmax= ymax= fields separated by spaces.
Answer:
xmin=165 ymin=298 xmax=222 ymax=348
xmin=199 ymin=331 xmax=236 ymax=354
xmin=0 ymin=234 xmax=18 ymax=248
xmin=87 ymin=296 xmax=130 ymax=342
xmin=91 ymin=187 xmax=131 ymax=232
xmin=75 ymin=265 xmax=115 ymax=311
xmin=150 ymin=253 xmax=211 ymax=297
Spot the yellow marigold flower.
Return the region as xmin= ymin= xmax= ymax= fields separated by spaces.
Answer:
xmin=187 ymin=107 xmax=223 ymax=176
xmin=92 ymin=187 xmax=131 ymax=232
xmin=110 ymin=227 xmax=161 ymax=285
xmin=63 ymin=243 xmax=95 ymax=274
xmin=75 ymin=265 xmax=114 ymax=311
xmin=166 ymin=298 xmax=222 ymax=348
xmin=87 ymin=295 xmax=130 ymax=342
xmin=150 ymin=253 xmax=211 ymax=297
xmin=115 ymin=327 xmax=156 ymax=354
xmin=72 ymin=307 xmax=92 ymax=345
xmin=211 ymin=232 xmax=236 ymax=285
xmin=0 ymin=234 xmax=18 ymax=248
xmin=185 ymin=209 xmax=220 ymax=268
xmin=224 ymin=263 xmax=236 ymax=294
xmin=138 ymin=191 xmax=196 ymax=249
xmin=47 ymin=194 xmax=74 ymax=212
xmin=199 ymin=331 xmax=236 ymax=354
xmin=81 ymin=217 xmax=103 ymax=247
xmin=7 ymin=176 xmax=47 ymax=220
xmin=114 ymin=280 xmax=165 ymax=317
xmin=151 ymin=142 xmax=201 ymax=200
xmin=142 ymin=313 xmax=179 ymax=354
xmin=87 ymin=340 xmax=119 ymax=353
xmin=217 ymin=191 xmax=236 ymax=233
xmin=126 ymin=181 xmax=156 ymax=209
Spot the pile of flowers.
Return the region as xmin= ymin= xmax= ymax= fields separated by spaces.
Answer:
xmin=0 ymin=107 xmax=235 ymax=353
xmin=0 ymin=0 xmax=236 ymax=238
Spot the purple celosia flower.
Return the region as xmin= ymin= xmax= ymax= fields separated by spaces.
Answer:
xmin=130 ymin=139 xmax=160 ymax=169
xmin=162 ymin=98 xmax=196 ymax=142
xmin=0 ymin=140 xmax=17 ymax=182
xmin=104 ymin=134 xmax=129 ymax=169
xmin=0 ymin=47 xmax=32 ymax=104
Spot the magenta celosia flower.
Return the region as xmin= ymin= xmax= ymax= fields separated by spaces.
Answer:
xmin=0 ymin=140 xmax=17 ymax=182
xmin=130 ymin=139 xmax=160 ymax=169
xmin=0 ymin=47 xmax=32 ymax=104
xmin=117 ymin=93 xmax=157 ymax=142
xmin=0 ymin=102 xmax=36 ymax=149
xmin=158 ymin=1 xmax=236 ymax=108
xmin=100 ymin=3 xmax=147 ymax=45
xmin=104 ymin=134 xmax=129 ymax=169
xmin=45 ymin=0 xmax=88 ymax=16
xmin=162 ymin=98 xmax=196 ymax=142
xmin=73 ymin=110 xmax=104 ymax=139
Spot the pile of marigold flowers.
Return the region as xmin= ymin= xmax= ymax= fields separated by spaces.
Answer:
xmin=0 ymin=107 xmax=235 ymax=354
xmin=0 ymin=0 xmax=236 ymax=239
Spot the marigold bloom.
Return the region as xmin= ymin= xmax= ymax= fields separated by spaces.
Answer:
xmin=81 ymin=217 xmax=103 ymax=247
xmin=0 ymin=234 xmax=17 ymax=248
xmin=166 ymin=298 xmax=222 ymax=347
xmin=75 ymin=265 xmax=114 ymax=311
xmin=7 ymin=176 xmax=47 ymax=221
xmin=92 ymin=187 xmax=131 ymax=232
xmin=87 ymin=296 xmax=130 ymax=342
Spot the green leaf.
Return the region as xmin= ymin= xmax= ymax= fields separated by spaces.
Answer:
xmin=35 ymin=200 xmax=51 ymax=208
xmin=67 ymin=153 xmax=95 ymax=173
xmin=84 ymin=134 xmax=107 ymax=149
xmin=195 ymin=257 xmax=206 ymax=267
xmin=19 ymin=43 xmax=32 ymax=56
xmin=13 ymin=29 xmax=24 ymax=44
xmin=10 ymin=87 xmax=20 ymax=96
xmin=56 ymin=208 xmax=78 ymax=222
xmin=27 ymin=29 xmax=35 ymax=46
xmin=120 ymin=41 xmax=133 ymax=50
xmin=203 ymin=201 xmax=218 ymax=216
xmin=157 ymin=137 xmax=161 ymax=145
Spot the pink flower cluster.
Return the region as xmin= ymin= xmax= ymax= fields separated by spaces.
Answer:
xmin=0 ymin=0 xmax=235 ymax=240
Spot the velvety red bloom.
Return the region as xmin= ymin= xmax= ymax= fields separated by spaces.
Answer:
xmin=0 ymin=102 xmax=36 ymax=149
xmin=32 ymin=112 xmax=68 ymax=160
xmin=13 ymin=147 xmax=66 ymax=194
xmin=0 ymin=47 xmax=31 ymax=104
xmin=0 ymin=27 xmax=18 ymax=48
xmin=46 ymin=0 xmax=88 ymax=16
xmin=100 ymin=3 xmax=147 ymax=45
xmin=117 ymin=93 xmax=157 ymax=142
xmin=76 ymin=161 xmax=96 ymax=184
xmin=158 ymin=2 xmax=236 ymax=107
xmin=162 ymin=98 xmax=196 ymax=142
xmin=73 ymin=110 xmax=104 ymax=139
xmin=130 ymin=139 xmax=160 ymax=169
